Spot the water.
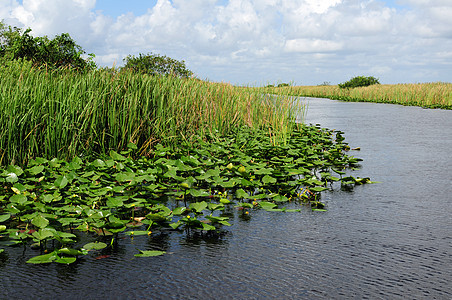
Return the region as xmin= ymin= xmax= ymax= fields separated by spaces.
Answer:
xmin=1 ymin=98 xmax=451 ymax=299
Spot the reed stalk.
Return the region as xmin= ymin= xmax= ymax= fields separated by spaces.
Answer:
xmin=0 ymin=59 xmax=301 ymax=165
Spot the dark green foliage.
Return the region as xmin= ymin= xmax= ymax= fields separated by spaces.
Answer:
xmin=338 ymin=76 xmax=380 ymax=89
xmin=0 ymin=21 xmax=95 ymax=70
xmin=277 ymin=83 xmax=290 ymax=87
xmin=123 ymin=52 xmax=193 ymax=78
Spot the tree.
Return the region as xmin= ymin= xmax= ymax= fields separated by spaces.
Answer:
xmin=0 ymin=21 xmax=95 ymax=70
xmin=123 ymin=53 xmax=193 ymax=78
xmin=338 ymin=76 xmax=380 ymax=89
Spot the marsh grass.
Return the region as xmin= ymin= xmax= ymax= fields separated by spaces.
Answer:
xmin=0 ymin=60 xmax=302 ymax=166
xmin=266 ymin=82 xmax=452 ymax=109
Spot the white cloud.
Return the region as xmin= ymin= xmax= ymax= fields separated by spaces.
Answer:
xmin=285 ymin=39 xmax=343 ymax=53
xmin=0 ymin=0 xmax=451 ymax=85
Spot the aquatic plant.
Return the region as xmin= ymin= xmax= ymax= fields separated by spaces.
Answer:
xmin=0 ymin=125 xmax=372 ymax=264
xmin=0 ymin=59 xmax=301 ymax=166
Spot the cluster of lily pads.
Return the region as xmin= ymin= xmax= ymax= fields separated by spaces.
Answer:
xmin=0 ymin=124 xmax=371 ymax=264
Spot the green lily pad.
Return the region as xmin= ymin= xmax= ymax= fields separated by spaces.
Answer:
xmin=124 ymin=231 xmax=150 ymax=236
xmin=0 ymin=214 xmax=11 ymax=223
xmin=134 ymin=250 xmax=166 ymax=257
xmin=83 ymin=242 xmax=108 ymax=250
xmin=262 ymin=175 xmax=277 ymax=184
xmin=189 ymin=201 xmax=208 ymax=213
xmin=27 ymin=165 xmax=45 ymax=175
xmin=55 ymin=256 xmax=77 ymax=264
xmin=26 ymin=252 xmax=58 ymax=264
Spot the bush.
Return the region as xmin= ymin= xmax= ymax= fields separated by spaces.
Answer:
xmin=0 ymin=21 xmax=96 ymax=71
xmin=277 ymin=83 xmax=290 ymax=87
xmin=122 ymin=53 xmax=193 ymax=78
xmin=338 ymin=76 xmax=380 ymax=89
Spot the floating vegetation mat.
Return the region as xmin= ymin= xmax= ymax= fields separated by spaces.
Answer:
xmin=0 ymin=125 xmax=372 ymax=264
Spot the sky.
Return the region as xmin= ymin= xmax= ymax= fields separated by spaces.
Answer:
xmin=1 ymin=0 xmax=451 ymax=85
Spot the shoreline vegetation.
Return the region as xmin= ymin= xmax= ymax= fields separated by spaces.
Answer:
xmin=0 ymin=59 xmax=300 ymax=166
xmin=0 ymin=22 xmax=369 ymax=264
xmin=0 ymin=60 xmax=373 ymax=264
xmin=262 ymin=82 xmax=452 ymax=109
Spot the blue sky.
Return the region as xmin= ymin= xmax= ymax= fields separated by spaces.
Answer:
xmin=2 ymin=0 xmax=451 ymax=85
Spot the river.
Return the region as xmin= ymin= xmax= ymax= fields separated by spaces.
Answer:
xmin=1 ymin=97 xmax=451 ymax=299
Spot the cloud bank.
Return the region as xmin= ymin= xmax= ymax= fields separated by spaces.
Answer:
xmin=1 ymin=0 xmax=451 ymax=85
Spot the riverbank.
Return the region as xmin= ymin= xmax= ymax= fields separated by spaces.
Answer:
xmin=264 ymin=82 xmax=452 ymax=109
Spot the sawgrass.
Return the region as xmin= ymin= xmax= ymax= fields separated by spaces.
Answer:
xmin=265 ymin=82 xmax=452 ymax=109
xmin=0 ymin=59 xmax=302 ymax=165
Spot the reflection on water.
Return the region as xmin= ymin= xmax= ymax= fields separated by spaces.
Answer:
xmin=1 ymin=98 xmax=451 ymax=299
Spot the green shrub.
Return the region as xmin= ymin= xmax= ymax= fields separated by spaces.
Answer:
xmin=277 ymin=83 xmax=290 ymax=87
xmin=338 ymin=76 xmax=380 ymax=89
xmin=122 ymin=53 xmax=193 ymax=78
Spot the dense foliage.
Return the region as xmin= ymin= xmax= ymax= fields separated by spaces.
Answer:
xmin=0 ymin=59 xmax=299 ymax=166
xmin=338 ymin=76 xmax=380 ymax=89
xmin=0 ymin=125 xmax=371 ymax=264
xmin=123 ymin=53 xmax=193 ymax=78
xmin=0 ymin=21 xmax=95 ymax=70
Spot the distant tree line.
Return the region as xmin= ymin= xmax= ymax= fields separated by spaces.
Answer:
xmin=0 ymin=21 xmax=193 ymax=77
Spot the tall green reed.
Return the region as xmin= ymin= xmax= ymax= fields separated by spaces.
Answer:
xmin=0 ymin=60 xmax=301 ymax=165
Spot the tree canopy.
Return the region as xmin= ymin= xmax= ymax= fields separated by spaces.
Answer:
xmin=0 ymin=21 xmax=95 ymax=70
xmin=123 ymin=53 xmax=193 ymax=78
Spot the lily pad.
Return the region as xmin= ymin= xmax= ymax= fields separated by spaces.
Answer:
xmin=134 ymin=250 xmax=166 ymax=257
xmin=83 ymin=242 xmax=108 ymax=250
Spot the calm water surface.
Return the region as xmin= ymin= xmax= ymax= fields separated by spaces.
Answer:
xmin=1 ymin=98 xmax=451 ymax=299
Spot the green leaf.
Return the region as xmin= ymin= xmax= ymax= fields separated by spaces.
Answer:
xmin=0 ymin=225 xmax=6 ymax=232
xmin=57 ymin=247 xmax=84 ymax=256
xmin=134 ymin=250 xmax=166 ymax=257
xmin=54 ymin=175 xmax=69 ymax=189
xmin=310 ymin=186 xmax=329 ymax=192
xmin=27 ymin=165 xmax=45 ymax=175
xmin=188 ymin=189 xmax=210 ymax=197
xmin=201 ymin=223 xmax=216 ymax=231
xmin=55 ymin=256 xmax=77 ymax=264
xmin=115 ymin=172 xmax=135 ymax=182
xmin=0 ymin=214 xmax=11 ymax=223
xmin=172 ymin=207 xmax=187 ymax=216
xmin=31 ymin=215 xmax=49 ymax=229
xmin=106 ymin=197 xmax=124 ymax=208
xmin=189 ymin=201 xmax=208 ymax=213
xmin=207 ymin=203 xmax=224 ymax=211
xmin=127 ymin=142 xmax=138 ymax=150
xmin=9 ymin=194 xmax=27 ymax=205
xmin=258 ymin=201 xmax=277 ymax=210
xmin=7 ymin=165 xmax=23 ymax=177
xmin=262 ymin=175 xmax=277 ymax=184
xmin=235 ymin=189 xmax=249 ymax=199
xmin=26 ymin=252 xmax=58 ymax=264
xmin=273 ymin=194 xmax=289 ymax=202
xmin=32 ymin=228 xmax=54 ymax=240
xmin=125 ymin=230 xmax=151 ymax=236
xmin=235 ymin=202 xmax=253 ymax=209
xmin=169 ymin=222 xmax=181 ymax=229
xmin=12 ymin=183 xmax=27 ymax=193
xmin=5 ymin=172 xmax=18 ymax=183
xmin=91 ymin=159 xmax=106 ymax=168
xmin=110 ymin=150 xmax=126 ymax=161
xmin=83 ymin=242 xmax=108 ymax=250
